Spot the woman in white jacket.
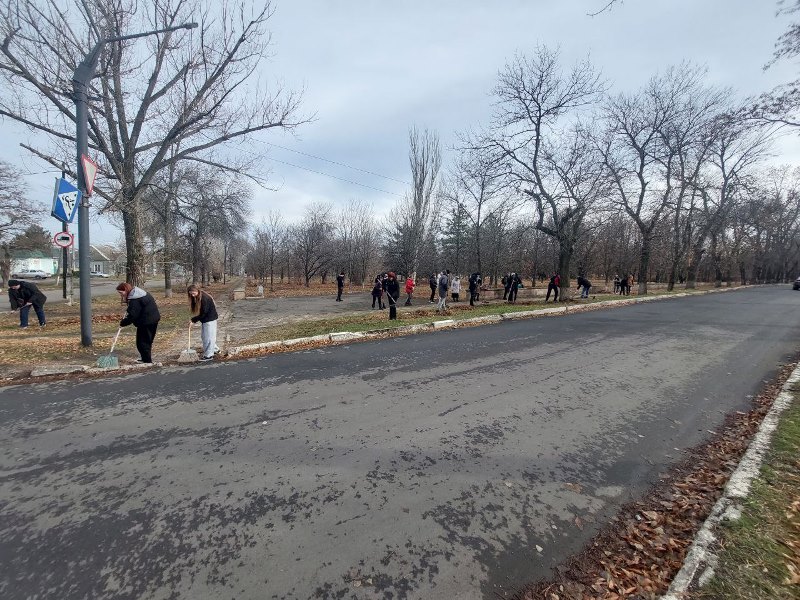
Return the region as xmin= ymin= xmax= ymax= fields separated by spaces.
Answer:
xmin=451 ymin=276 xmax=461 ymax=302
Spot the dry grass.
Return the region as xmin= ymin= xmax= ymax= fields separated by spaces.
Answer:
xmin=0 ymin=282 xmax=235 ymax=375
xmin=237 ymin=288 xmax=714 ymax=347
xmin=695 ymin=401 xmax=800 ymax=599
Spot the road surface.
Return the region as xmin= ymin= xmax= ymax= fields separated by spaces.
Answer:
xmin=1 ymin=286 xmax=798 ymax=599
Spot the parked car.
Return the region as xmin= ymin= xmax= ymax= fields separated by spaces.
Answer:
xmin=11 ymin=269 xmax=49 ymax=280
xmin=793 ymin=277 xmax=800 ymax=290
xmin=90 ymin=272 xmax=110 ymax=278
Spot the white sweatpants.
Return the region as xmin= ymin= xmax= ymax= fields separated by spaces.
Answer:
xmin=201 ymin=320 xmax=219 ymax=358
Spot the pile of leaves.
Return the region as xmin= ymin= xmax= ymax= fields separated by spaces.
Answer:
xmin=513 ymin=363 xmax=795 ymax=600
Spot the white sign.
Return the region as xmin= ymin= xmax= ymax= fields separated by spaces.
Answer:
xmin=81 ymin=155 xmax=99 ymax=196
xmin=53 ymin=231 xmax=74 ymax=248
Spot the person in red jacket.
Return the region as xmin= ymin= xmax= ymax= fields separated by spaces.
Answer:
xmin=404 ymin=274 xmax=415 ymax=306
xmin=545 ymin=273 xmax=560 ymax=302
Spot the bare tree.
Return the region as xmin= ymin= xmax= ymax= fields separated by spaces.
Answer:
xmin=0 ymin=161 xmax=37 ymax=285
xmin=0 ymin=0 xmax=306 ymax=285
xmin=599 ymin=64 xmax=719 ymax=294
xmin=337 ymin=199 xmax=377 ymax=286
xmin=406 ymin=127 xmax=441 ymax=275
xmin=485 ymin=47 xmax=606 ymax=297
xmin=445 ymin=144 xmax=510 ymax=275
xmin=292 ymin=202 xmax=334 ymax=287
xmin=683 ymin=108 xmax=774 ymax=288
xmin=176 ymin=167 xmax=251 ymax=285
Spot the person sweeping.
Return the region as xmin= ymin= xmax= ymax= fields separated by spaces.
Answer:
xmin=187 ymin=284 xmax=219 ymax=361
xmin=117 ymin=282 xmax=160 ymax=364
xmin=7 ymin=279 xmax=47 ymax=329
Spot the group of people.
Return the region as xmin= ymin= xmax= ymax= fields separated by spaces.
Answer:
xmin=363 ymin=270 xmax=483 ymax=314
xmin=340 ymin=268 xmax=631 ymax=313
xmin=613 ymin=274 xmax=634 ymax=295
xmin=430 ymin=271 xmax=483 ymax=311
xmin=116 ymin=283 xmax=220 ymax=363
xmin=501 ymin=273 xmax=523 ymax=303
xmin=6 ymin=278 xmax=220 ymax=364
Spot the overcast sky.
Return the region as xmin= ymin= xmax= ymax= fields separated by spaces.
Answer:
xmin=3 ymin=0 xmax=799 ymax=244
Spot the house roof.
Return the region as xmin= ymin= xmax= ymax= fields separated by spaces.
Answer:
xmin=89 ymin=245 xmax=112 ymax=262
xmin=10 ymin=249 xmax=52 ymax=260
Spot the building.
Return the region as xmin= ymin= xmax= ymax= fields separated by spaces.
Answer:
xmin=89 ymin=244 xmax=114 ymax=275
xmin=10 ymin=249 xmax=57 ymax=276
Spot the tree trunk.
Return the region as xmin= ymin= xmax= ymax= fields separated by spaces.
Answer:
xmin=163 ymin=207 xmax=173 ymax=298
xmin=192 ymin=231 xmax=202 ymax=284
xmin=557 ymin=236 xmax=573 ymax=301
xmin=638 ymin=236 xmax=651 ymax=295
xmin=684 ymin=244 xmax=703 ymax=289
xmin=122 ymin=207 xmax=146 ymax=286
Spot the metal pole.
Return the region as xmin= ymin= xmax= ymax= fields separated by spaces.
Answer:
xmin=60 ymin=166 xmax=68 ymax=300
xmin=62 ymin=223 xmax=68 ymax=300
xmin=73 ymin=70 xmax=93 ymax=346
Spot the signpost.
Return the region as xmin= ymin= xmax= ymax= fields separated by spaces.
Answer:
xmin=51 ymin=177 xmax=81 ymax=224
xmin=53 ymin=229 xmax=75 ymax=306
xmin=81 ymin=155 xmax=98 ymax=196
xmin=54 ymin=231 xmax=74 ymax=248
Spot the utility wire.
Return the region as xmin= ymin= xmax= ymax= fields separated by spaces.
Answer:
xmin=262 ymin=140 xmax=410 ymax=186
xmin=265 ymin=156 xmax=404 ymax=197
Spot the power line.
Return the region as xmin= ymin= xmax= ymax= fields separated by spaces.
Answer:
xmin=265 ymin=156 xmax=404 ymax=197
xmin=262 ymin=140 xmax=410 ymax=186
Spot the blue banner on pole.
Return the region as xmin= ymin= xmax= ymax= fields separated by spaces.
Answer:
xmin=51 ymin=177 xmax=81 ymax=223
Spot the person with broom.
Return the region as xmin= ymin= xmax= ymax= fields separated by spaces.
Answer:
xmin=187 ymin=284 xmax=219 ymax=361
xmin=117 ymin=282 xmax=160 ymax=364
xmin=385 ymin=272 xmax=400 ymax=319
xmin=7 ymin=279 xmax=47 ymax=329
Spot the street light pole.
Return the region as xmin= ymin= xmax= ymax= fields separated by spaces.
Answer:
xmin=72 ymin=22 xmax=197 ymax=346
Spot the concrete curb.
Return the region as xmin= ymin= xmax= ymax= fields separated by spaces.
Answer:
xmin=661 ymin=363 xmax=800 ymax=599
xmin=224 ymin=286 xmax=750 ymax=359
xmin=84 ymin=362 xmax=163 ymax=375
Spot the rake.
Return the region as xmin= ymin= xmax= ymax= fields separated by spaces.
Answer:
xmin=97 ymin=327 xmax=122 ymax=369
xmin=177 ymin=322 xmax=199 ymax=363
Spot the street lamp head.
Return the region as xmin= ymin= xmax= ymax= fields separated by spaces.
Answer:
xmin=183 ymin=22 xmax=199 ymax=30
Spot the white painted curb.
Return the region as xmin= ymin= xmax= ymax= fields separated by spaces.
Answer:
xmin=662 ymin=364 xmax=800 ymax=599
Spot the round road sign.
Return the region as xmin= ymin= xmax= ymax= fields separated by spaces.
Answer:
xmin=54 ymin=231 xmax=74 ymax=248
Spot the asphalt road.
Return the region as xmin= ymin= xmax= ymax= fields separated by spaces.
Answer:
xmin=1 ymin=287 xmax=799 ymax=599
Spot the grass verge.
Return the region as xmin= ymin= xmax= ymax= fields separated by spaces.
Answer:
xmin=695 ymin=399 xmax=800 ymax=599
xmin=238 ymin=289 xmax=708 ymax=346
xmin=0 ymin=281 xmax=238 ymax=374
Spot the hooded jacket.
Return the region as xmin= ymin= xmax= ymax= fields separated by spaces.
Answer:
xmin=386 ymin=276 xmax=400 ymax=301
xmin=7 ymin=280 xmax=47 ymax=309
xmin=190 ymin=292 xmax=218 ymax=324
xmin=120 ymin=287 xmax=161 ymax=327
xmin=404 ymin=277 xmax=415 ymax=294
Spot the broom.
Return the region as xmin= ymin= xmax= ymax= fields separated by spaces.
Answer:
xmin=177 ymin=322 xmax=199 ymax=363
xmin=97 ymin=327 xmax=122 ymax=369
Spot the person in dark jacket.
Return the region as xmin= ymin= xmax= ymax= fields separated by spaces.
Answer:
xmin=117 ymin=282 xmax=161 ymax=363
xmin=507 ymin=273 xmax=520 ymax=303
xmin=546 ymin=273 xmax=560 ymax=302
xmin=385 ymin=272 xmax=400 ymax=319
xmin=576 ymin=275 xmax=592 ymax=298
xmin=336 ymin=271 xmax=345 ymax=301
xmin=188 ymin=284 xmax=219 ymax=361
xmin=468 ymin=272 xmax=482 ymax=306
xmin=428 ymin=273 xmax=437 ymax=303
xmin=371 ymin=279 xmax=384 ymax=309
xmin=7 ymin=279 xmax=47 ymax=328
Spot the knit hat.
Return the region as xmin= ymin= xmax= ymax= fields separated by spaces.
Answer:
xmin=7 ymin=279 xmax=20 ymax=286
